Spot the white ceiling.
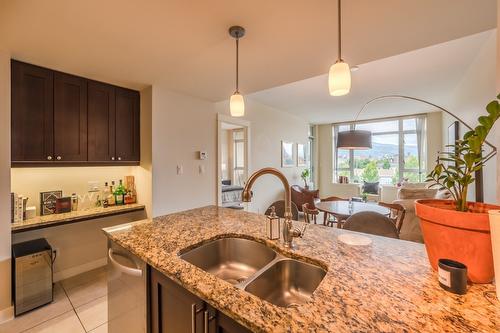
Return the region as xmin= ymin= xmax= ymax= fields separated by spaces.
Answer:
xmin=0 ymin=0 xmax=496 ymax=101
xmin=248 ymin=30 xmax=496 ymax=124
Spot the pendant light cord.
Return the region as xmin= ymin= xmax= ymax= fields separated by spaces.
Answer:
xmin=338 ymin=0 xmax=342 ymax=61
xmin=235 ymin=35 xmax=239 ymax=93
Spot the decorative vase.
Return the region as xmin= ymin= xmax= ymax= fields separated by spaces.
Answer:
xmin=415 ymin=199 xmax=500 ymax=283
xmin=488 ymin=210 xmax=500 ymax=299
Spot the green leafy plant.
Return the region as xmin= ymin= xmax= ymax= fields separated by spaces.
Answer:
xmin=427 ymin=95 xmax=500 ymax=212
xmin=361 ymin=160 xmax=379 ymax=183
xmin=301 ymin=169 xmax=310 ymax=188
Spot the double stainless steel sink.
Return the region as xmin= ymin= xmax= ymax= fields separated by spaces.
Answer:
xmin=179 ymin=237 xmax=326 ymax=307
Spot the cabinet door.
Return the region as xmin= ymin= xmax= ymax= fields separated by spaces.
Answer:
xmin=150 ymin=268 xmax=204 ymax=333
xmin=88 ymin=81 xmax=115 ymax=162
xmin=214 ymin=307 xmax=252 ymax=333
xmin=11 ymin=60 xmax=54 ymax=162
xmin=53 ymin=72 xmax=87 ymax=162
xmin=115 ymin=87 xmax=140 ymax=162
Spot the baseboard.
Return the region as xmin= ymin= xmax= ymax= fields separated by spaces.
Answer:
xmin=0 ymin=305 xmax=14 ymax=324
xmin=53 ymin=257 xmax=107 ymax=282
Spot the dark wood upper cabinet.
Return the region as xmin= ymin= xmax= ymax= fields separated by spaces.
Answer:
xmin=11 ymin=60 xmax=54 ymax=162
xmin=115 ymin=87 xmax=140 ymax=162
xmin=11 ymin=60 xmax=140 ymax=166
xmin=88 ymin=81 xmax=116 ymax=162
xmin=53 ymin=72 xmax=88 ymax=162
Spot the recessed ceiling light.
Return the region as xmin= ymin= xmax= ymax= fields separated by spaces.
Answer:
xmin=350 ymin=65 xmax=360 ymax=72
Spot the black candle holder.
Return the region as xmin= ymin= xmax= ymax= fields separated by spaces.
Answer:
xmin=438 ymin=259 xmax=468 ymax=295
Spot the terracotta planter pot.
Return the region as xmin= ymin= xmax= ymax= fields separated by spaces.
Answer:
xmin=415 ymin=199 xmax=500 ymax=283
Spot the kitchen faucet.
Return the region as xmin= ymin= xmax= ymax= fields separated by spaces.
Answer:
xmin=242 ymin=167 xmax=306 ymax=248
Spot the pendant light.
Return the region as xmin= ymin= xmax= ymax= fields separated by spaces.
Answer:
xmin=229 ymin=26 xmax=246 ymax=117
xmin=329 ymin=0 xmax=351 ymax=96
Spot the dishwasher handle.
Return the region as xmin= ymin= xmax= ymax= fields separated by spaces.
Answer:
xmin=108 ymin=248 xmax=143 ymax=277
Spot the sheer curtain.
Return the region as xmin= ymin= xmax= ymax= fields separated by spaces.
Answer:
xmin=415 ymin=116 xmax=426 ymax=181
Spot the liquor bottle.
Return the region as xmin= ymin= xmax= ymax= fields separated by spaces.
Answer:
xmin=108 ymin=181 xmax=116 ymax=206
xmin=114 ymin=180 xmax=126 ymax=205
xmin=102 ymin=182 xmax=109 ymax=208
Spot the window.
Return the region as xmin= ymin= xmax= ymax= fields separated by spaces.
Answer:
xmin=333 ymin=115 xmax=426 ymax=185
xmin=232 ymin=129 xmax=245 ymax=186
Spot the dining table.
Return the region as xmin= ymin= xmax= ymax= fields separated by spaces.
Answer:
xmin=315 ymin=201 xmax=391 ymax=226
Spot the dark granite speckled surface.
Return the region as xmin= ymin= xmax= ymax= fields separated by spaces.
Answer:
xmin=103 ymin=206 xmax=499 ymax=332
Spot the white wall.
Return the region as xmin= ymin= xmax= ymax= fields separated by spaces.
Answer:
xmin=152 ymin=87 xmax=217 ymax=217
xmin=216 ymin=99 xmax=309 ymax=214
xmin=150 ymin=84 xmax=309 ymax=217
xmin=442 ymin=30 xmax=497 ymax=203
xmin=0 ymin=51 xmax=12 ymax=320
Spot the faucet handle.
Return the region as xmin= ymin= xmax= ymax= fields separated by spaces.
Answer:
xmin=299 ymin=223 xmax=307 ymax=238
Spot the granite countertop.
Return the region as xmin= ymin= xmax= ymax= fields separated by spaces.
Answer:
xmin=12 ymin=203 xmax=145 ymax=232
xmin=103 ymin=206 xmax=499 ymax=332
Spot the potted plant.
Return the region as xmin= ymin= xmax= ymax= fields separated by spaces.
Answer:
xmin=415 ymin=95 xmax=500 ymax=283
xmin=301 ymin=169 xmax=310 ymax=189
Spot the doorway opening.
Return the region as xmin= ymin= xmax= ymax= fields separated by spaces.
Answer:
xmin=217 ymin=114 xmax=250 ymax=209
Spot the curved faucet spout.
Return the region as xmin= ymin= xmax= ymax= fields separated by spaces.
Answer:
xmin=242 ymin=167 xmax=305 ymax=248
xmin=242 ymin=167 xmax=293 ymax=235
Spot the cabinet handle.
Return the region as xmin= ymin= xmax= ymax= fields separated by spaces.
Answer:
xmin=111 ymin=157 xmax=115 ymax=161
xmin=47 ymin=156 xmax=52 ymax=160
xmin=56 ymin=156 xmax=62 ymax=160
xmin=191 ymin=304 xmax=203 ymax=333
xmin=118 ymin=157 xmax=122 ymax=161
xmin=204 ymin=310 xmax=216 ymax=333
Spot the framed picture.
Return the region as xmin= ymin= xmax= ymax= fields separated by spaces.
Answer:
xmin=297 ymin=143 xmax=306 ymax=167
xmin=40 ymin=190 xmax=62 ymax=215
xmin=281 ymin=141 xmax=295 ymax=167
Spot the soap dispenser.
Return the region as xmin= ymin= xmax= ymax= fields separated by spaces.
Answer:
xmin=266 ymin=206 xmax=280 ymax=240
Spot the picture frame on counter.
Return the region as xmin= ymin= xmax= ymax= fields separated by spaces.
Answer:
xmin=40 ymin=190 xmax=62 ymax=215
xmin=281 ymin=141 xmax=295 ymax=168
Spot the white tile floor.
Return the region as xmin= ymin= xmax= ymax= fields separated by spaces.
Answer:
xmin=0 ymin=267 xmax=108 ymax=333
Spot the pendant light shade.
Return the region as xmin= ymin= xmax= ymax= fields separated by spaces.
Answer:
xmin=329 ymin=0 xmax=351 ymax=96
xmin=229 ymin=26 xmax=245 ymax=117
xmin=230 ymin=92 xmax=245 ymax=117
xmin=329 ymin=60 xmax=351 ymax=96
xmin=336 ymin=130 xmax=372 ymax=150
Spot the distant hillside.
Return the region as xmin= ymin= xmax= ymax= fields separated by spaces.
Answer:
xmin=354 ymin=142 xmax=417 ymax=159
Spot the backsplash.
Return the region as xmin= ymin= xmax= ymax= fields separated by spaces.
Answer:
xmin=11 ymin=166 xmax=138 ymax=216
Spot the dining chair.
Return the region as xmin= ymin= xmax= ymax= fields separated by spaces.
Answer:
xmin=302 ymin=203 xmax=319 ymax=224
xmin=343 ymin=211 xmax=400 ymax=239
xmin=378 ymin=202 xmax=406 ymax=233
xmin=320 ymin=196 xmax=349 ymax=227
xmin=265 ymin=200 xmax=299 ymax=221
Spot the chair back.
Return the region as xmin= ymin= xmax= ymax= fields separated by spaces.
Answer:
xmin=378 ymin=202 xmax=406 ymax=232
xmin=343 ymin=212 xmax=399 ymax=239
xmin=321 ymin=196 xmax=348 ymax=202
xmin=302 ymin=203 xmax=319 ymax=224
xmin=265 ymin=200 xmax=299 ymax=221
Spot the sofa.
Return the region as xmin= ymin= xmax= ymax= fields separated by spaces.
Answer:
xmin=393 ymin=182 xmax=451 ymax=243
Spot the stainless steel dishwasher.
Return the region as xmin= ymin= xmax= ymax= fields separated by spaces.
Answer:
xmin=107 ymin=240 xmax=147 ymax=333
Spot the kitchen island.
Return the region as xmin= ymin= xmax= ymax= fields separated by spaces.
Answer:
xmin=103 ymin=206 xmax=499 ymax=332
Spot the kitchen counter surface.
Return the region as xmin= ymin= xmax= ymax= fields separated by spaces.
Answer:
xmin=12 ymin=203 xmax=145 ymax=233
xmin=103 ymin=206 xmax=499 ymax=333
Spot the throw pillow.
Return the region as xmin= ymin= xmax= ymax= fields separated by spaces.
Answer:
xmin=362 ymin=181 xmax=379 ymax=195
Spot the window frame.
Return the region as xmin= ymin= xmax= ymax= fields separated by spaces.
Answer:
xmin=332 ymin=115 xmax=426 ymax=184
